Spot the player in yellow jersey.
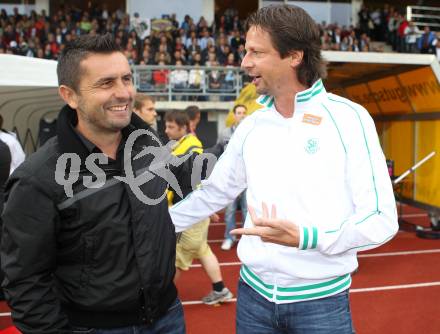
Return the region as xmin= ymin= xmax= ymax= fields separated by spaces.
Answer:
xmin=165 ymin=110 xmax=233 ymax=305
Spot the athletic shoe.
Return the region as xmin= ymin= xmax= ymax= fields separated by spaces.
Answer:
xmin=202 ymin=287 xmax=233 ymax=305
xmin=221 ymin=238 xmax=234 ymax=251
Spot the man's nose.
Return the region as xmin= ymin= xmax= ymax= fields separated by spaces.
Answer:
xmin=114 ymin=80 xmax=132 ymax=100
xmin=241 ymin=52 xmax=252 ymax=70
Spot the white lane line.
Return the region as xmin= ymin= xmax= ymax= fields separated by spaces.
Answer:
xmin=181 ymin=281 xmax=440 ymax=305
xmin=182 ymin=298 xmax=237 ymax=306
xmin=358 ymin=249 xmax=440 ymax=258
xmin=191 ymin=261 xmax=241 ymax=268
xmin=350 ymin=281 xmax=440 ymax=293
xmin=400 ymin=213 xmax=428 ymax=218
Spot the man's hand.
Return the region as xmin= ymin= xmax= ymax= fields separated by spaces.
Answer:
xmin=230 ymin=202 xmax=300 ymax=247
xmin=210 ymin=213 xmax=220 ymax=223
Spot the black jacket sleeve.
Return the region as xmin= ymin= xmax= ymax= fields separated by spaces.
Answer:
xmin=1 ymin=173 xmax=70 ymax=333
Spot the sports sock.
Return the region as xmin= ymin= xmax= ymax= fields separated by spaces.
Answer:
xmin=213 ymin=281 xmax=225 ymax=292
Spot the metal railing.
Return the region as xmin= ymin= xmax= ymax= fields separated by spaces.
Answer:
xmin=132 ymin=65 xmax=248 ymax=101
xmin=407 ymin=6 xmax=440 ymax=31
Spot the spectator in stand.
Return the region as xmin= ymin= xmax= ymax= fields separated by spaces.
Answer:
xmin=158 ymin=34 xmax=173 ymax=54
xmin=180 ymin=15 xmax=191 ymax=32
xmin=231 ymin=15 xmax=242 ymax=31
xmin=360 ymin=33 xmax=370 ymax=52
xmin=199 ymin=27 xmax=215 ymax=50
xmin=218 ymin=44 xmax=232 ymax=65
xmin=404 ymin=21 xmax=421 ymax=53
xmin=230 ymin=29 xmax=245 ymax=51
xmin=418 ymin=26 xmax=437 ymax=54
xmin=140 ymin=48 xmax=153 ymax=64
xmin=186 ymin=38 xmax=201 ymax=63
xmin=320 ymin=31 xmax=331 ymax=50
xmin=191 ymin=52 xmax=203 ymax=66
xmin=396 ymin=14 xmax=408 ymax=53
xmin=358 ymin=5 xmax=371 ymax=36
xmin=154 ymin=44 xmax=172 ymax=64
xmin=188 ymin=58 xmax=205 ymax=99
xmin=201 ymin=41 xmax=217 ymax=64
xmin=172 ymin=49 xmax=187 ymax=65
xmin=331 ymin=27 xmax=343 ymax=50
xmin=207 ymin=60 xmax=223 ymax=99
xmin=173 ymin=36 xmax=186 ymax=54
xmin=170 ymin=59 xmax=189 ymax=97
xmin=236 ymin=44 xmax=246 ymax=63
xmin=152 ymin=60 xmax=169 ymax=92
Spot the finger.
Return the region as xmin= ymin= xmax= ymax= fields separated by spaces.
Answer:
xmin=230 ymin=227 xmax=262 ymax=236
xmin=271 ymin=204 xmax=277 ymax=219
xmin=254 ymin=218 xmax=277 ymax=228
xmin=248 ymin=205 xmax=258 ymax=225
xmin=262 ymin=202 xmax=269 ymax=219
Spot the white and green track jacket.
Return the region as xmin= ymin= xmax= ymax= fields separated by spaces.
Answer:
xmin=170 ymin=79 xmax=398 ymax=304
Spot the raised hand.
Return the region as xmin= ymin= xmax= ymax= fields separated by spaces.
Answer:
xmin=230 ymin=202 xmax=300 ymax=247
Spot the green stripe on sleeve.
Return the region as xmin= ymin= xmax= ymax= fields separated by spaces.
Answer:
xmin=311 ymin=227 xmax=318 ymax=249
xmin=302 ymin=227 xmax=309 ymax=250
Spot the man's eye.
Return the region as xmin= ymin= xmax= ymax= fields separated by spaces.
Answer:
xmin=101 ymin=81 xmax=113 ymax=87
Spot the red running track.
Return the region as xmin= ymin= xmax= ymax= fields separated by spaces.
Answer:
xmin=1 ymin=205 xmax=439 ymax=333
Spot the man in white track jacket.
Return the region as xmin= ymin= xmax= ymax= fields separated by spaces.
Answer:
xmin=170 ymin=5 xmax=398 ymax=333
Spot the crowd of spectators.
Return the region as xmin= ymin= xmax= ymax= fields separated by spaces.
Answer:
xmin=1 ymin=4 xmax=439 ymax=95
xmin=355 ymin=4 xmax=440 ymax=57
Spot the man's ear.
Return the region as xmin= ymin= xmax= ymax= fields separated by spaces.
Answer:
xmin=290 ymin=51 xmax=304 ymax=69
xmin=58 ymin=85 xmax=79 ymax=109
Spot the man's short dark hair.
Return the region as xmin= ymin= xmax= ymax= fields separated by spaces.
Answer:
xmin=245 ymin=5 xmax=327 ymax=87
xmin=185 ymin=105 xmax=200 ymax=121
xmin=57 ymin=33 xmax=122 ymax=92
xmin=165 ymin=110 xmax=190 ymax=130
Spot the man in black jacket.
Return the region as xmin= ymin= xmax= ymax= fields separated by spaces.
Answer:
xmin=1 ymin=34 xmax=186 ymax=333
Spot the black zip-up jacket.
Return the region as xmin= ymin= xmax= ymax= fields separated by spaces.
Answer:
xmin=1 ymin=105 xmax=190 ymax=333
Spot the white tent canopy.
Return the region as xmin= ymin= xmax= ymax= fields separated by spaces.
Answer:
xmin=0 ymin=54 xmax=62 ymax=152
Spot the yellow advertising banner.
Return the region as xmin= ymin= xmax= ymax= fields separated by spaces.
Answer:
xmin=344 ymin=66 xmax=440 ymax=115
xmin=367 ymin=76 xmax=413 ymax=114
xmin=344 ymin=84 xmax=380 ymax=115
xmin=398 ymin=67 xmax=440 ymax=113
xmin=379 ymin=121 xmax=414 ymax=199
xmin=414 ymin=120 xmax=440 ymax=207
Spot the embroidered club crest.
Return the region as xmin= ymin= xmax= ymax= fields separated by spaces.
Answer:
xmin=305 ymin=138 xmax=319 ymax=154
